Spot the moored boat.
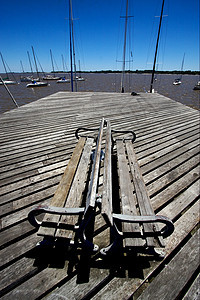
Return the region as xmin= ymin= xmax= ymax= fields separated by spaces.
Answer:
xmin=173 ymin=78 xmax=182 ymax=85
xmin=193 ymin=81 xmax=200 ymax=90
xmin=0 ymin=79 xmax=17 ymax=85
xmin=43 ymin=74 xmax=61 ymax=80
xmin=26 ymin=81 xmax=49 ymax=88
xmin=57 ymin=76 xmax=70 ymax=83
xmin=173 ymin=53 xmax=185 ymax=86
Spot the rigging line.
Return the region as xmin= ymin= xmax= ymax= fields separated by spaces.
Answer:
xmin=27 ymin=51 xmax=34 ymax=75
xmin=0 ymin=76 xmax=19 ymax=108
xmin=35 ymin=54 xmax=45 ymax=76
xmin=0 ymin=52 xmax=9 ymax=78
xmin=31 ymin=46 xmax=40 ymax=79
xmin=4 ymin=60 xmax=18 ymax=83
xmin=50 ymin=49 xmax=55 ymax=74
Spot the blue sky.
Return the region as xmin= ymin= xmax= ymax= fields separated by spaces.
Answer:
xmin=0 ymin=0 xmax=199 ymax=72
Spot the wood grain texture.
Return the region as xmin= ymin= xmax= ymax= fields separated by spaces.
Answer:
xmin=0 ymin=91 xmax=199 ymax=299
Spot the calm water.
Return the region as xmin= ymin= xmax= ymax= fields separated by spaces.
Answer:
xmin=0 ymin=73 xmax=199 ymax=114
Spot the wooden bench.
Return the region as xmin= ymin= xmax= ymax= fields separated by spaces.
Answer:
xmin=101 ymin=120 xmax=174 ymax=257
xmin=28 ymin=118 xmax=105 ymax=252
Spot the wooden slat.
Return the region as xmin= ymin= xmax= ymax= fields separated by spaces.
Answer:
xmin=101 ymin=120 xmax=113 ymax=225
xmin=182 ymin=273 xmax=200 ymax=300
xmin=0 ymin=91 xmax=199 ymax=300
xmin=116 ymin=140 xmax=143 ymax=247
xmin=137 ymin=229 xmax=199 ymax=300
xmin=125 ymin=140 xmax=162 ymax=247
xmin=38 ymin=137 xmax=86 ymax=237
xmin=55 ymin=137 xmax=94 ymax=239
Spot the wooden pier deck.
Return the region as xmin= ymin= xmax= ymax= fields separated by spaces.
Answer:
xmin=0 ymin=91 xmax=199 ymax=299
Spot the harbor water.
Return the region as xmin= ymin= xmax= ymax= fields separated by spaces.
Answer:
xmin=0 ymin=73 xmax=199 ymax=114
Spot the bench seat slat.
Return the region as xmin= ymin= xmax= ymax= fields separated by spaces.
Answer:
xmin=38 ymin=137 xmax=86 ymax=237
xmin=56 ymin=137 xmax=94 ymax=239
xmin=125 ymin=140 xmax=159 ymax=247
xmin=101 ymin=121 xmax=113 ymax=226
xmin=116 ymin=140 xmax=144 ymax=247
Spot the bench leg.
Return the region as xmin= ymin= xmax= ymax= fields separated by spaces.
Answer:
xmin=142 ymin=246 xmax=166 ymax=259
xmin=100 ymin=224 xmax=123 ymax=256
xmin=77 ymin=210 xmax=99 ymax=253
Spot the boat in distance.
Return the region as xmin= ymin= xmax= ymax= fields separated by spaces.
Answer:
xmin=57 ymin=76 xmax=70 ymax=83
xmin=193 ymin=81 xmax=200 ymax=90
xmin=26 ymin=81 xmax=49 ymax=88
xmin=0 ymin=79 xmax=17 ymax=85
xmin=173 ymin=78 xmax=182 ymax=85
xmin=43 ymin=74 xmax=61 ymax=80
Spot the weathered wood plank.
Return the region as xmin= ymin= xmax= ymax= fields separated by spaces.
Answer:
xmin=116 ymin=140 xmax=143 ymax=247
xmin=38 ymin=137 xmax=86 ymax=237
xmin=56 ymin=137 xmax=94 ymax=239
xmin=137 ymin=229 xmax=199 ymax=300
xmin=0 ymin=91 xmax=199 ymax=300
xmin=101 ymin=120 xmax=113 ymax=225
xmin=182 ymin=273 xmax=200 ymax=300
xmin=92 ymin=198 xmax=199 ymax=300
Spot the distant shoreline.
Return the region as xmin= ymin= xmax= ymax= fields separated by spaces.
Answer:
xmin=1 ymin=70 xmax=199 ymax=75
xmin=51 ymin=70 xmax=200 ymax=75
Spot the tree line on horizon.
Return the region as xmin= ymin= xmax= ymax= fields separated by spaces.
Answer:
xmin=52 ymin=70 xmax=199 ymax=75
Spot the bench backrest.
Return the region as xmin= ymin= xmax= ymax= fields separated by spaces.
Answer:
xmin=101 ymin=120 xmax=113 ymax=226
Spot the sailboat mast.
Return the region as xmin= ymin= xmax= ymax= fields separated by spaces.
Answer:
xmin=150 ymin=0 xmax=165 ymax=93
xmin=0 ymin=52 xmax=9 ymax=79
xmin=31 ymin=46 xmax=40 ymax=79
xmin=180 ymin=53 xmax=185 ymax=80
xmin=20 ymin=60 xmax=25 ymax=73
xmin=70 ymin=0 xmax=77 ymax=91
xmin=78 ymin=60 xmax=81 ymax=78
xmin=27 ymin=51 xmax=34 ymax=76
xmin=61 ymin=55 xmax=65 ymax=71
xmin=121 ymin=0 xmax=129 ymax=93
xmin=50 ymin=49 xmax=55 ymax=76
xmin=69 ymin=0 xmax=74 ymax=91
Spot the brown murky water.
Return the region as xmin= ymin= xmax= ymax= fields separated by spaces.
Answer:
xmin=0 ymin=73 xmax=199 ymax=114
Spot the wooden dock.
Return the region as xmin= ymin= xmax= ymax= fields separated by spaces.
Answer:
xmin=0 ymin=91 xmax=199 ymax=299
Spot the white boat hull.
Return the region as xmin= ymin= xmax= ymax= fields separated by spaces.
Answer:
xmin=26 ymin=82 xmax=49 ymax=88
xmin=57 ymin=79 xmax=70 ymax=83
xmin=0 ymin=80 xmax=17 ymax=85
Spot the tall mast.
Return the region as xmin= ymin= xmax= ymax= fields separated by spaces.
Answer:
xmin=0 ymin=52 xmax=9 ymax=79
xmin=61 ymin=54 xmax=65 ymax=72
xmin=70 ymin=0 xmax=77 ymax=91
xmin=27 ymin=51 xmax=34 ymax=76
xmin=121 ymin=0 xmax=129 ymax=93
xmin=78 ymin=60 xmax=81 ymax=78
xmin=20 ymin=60 xmax=25 ymax=73
xmin=150 ymin=0 xmax=165 ymax=93
xmin=31 ymin=46 xmax=40 ymax=79
xmin=180 ymin=53 xmax=185 ymax=80
xmin=50 ymin=49 xmax=55 ymax=76
xmin=69 ymin=0 xmax=74 ymax=91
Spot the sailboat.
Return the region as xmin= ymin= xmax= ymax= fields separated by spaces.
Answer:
xmin=173 ymin=53 xmax=185 ymax=85
xmin=26 ymin=47 xmax=49 ymax=88
xmin=193 ymin=81 xmax=200 ymax=90
xmin=76 ymin=60 xmax=85 ymax=81
xmin=27 ymin=51 xmax=39 ymax=82
xmin=20 ymin=60 xmax=33 ymax=82
xmin=0 ymin=52 xmax=17 ymax=85
xmin=57 ymin=54 xmax=70 ymax=83
xmin=43 ymin=49 xmax=61 ymax=80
